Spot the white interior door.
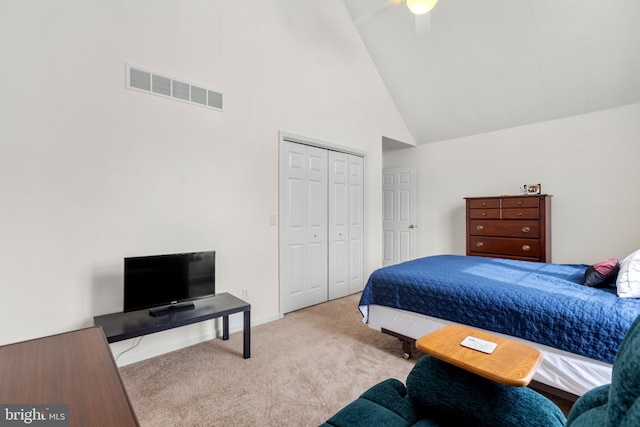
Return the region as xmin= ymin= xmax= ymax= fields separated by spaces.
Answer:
xmin=280 ymin=141 xmax=328 ymax=314
xmin=382 ymin=167 xmax=417 ymax=266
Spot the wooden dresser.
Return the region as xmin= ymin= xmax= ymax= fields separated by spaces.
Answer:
xmin=465 ymin=195 xmax=552 ymax=262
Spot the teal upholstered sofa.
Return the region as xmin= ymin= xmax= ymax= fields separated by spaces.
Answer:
xmin=322 ymin=315 xmax=640 ymax=426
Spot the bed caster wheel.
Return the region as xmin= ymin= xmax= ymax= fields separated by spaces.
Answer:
xmin=403 ymin=352 xmax=411 ymax=360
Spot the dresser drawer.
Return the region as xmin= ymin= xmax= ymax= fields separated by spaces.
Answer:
xmin=471 ymin=253 xmax=541 ymax=262
xmin=502 ymin=197 xmax=539 ymax=208
xmin=468 ymin=209 xmax=501 ymax=219
xmin=469 ymin=236 xmax=541 ymax=258
xmin=469 ymin=220 xmax=540 ymax=238
xmin=502 ymin=208 xmax=539 ymax=220
xmin=468 ymin=199 xmax=500 ymax=209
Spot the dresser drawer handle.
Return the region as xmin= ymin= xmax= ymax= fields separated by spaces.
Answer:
xmin=476 ymin=242 xmax=484 ymax=248
xmin=521 ymin=226 xmax=531 ymax=233
xmin=517 ymin=201 xmax=523 ymax=205
xmin=476 ymin=225 xmax=484 ymax=231
xmin=482 ymin=212 xmax=487 ymax=216
xmin=518 ymin=212 xmax=523 ymax=216
xmin=482 ymin=202 xmax=487 ymax=207
xmin=522 ymin=245 xmax=531 ymax=252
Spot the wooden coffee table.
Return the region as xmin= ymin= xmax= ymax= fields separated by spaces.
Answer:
xmin=416 ymin=325 xmax=542 ymax=387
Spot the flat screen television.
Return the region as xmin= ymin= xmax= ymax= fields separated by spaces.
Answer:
xmin=124 ymin=251 xmax=215 ymax=316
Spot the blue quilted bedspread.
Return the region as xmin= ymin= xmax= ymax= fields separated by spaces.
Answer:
xmin=359 ymin=255 xmax=640 ymax=364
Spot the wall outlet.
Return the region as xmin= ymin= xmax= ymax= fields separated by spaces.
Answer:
xmin=242 ymin=288 xmax=249 ymax=301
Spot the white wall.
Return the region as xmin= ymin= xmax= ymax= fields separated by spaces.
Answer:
xmin=384 ymin=103 xmax=640 ymax=264
xmin=0 ymin=0 xmax=413 ymax=363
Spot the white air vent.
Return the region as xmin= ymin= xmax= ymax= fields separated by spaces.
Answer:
xmin=125 ymin=63 xmax=223 ymax=111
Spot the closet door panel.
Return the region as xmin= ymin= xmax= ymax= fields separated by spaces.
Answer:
xmin=329 ymin=151 xmax=349 ymax=299
xmin=280 ymin=142 xmax=328 ymax=313
xmin=348 ymin=155 xmax=364 ymax=293
xmin=305 ymin=146 xmax=328 ymax=300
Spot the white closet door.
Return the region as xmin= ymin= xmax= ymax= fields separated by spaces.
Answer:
xmin=280 ymin=136 xmax=365 ymax=314
xmin=329 ymin=152 xmax=364 ymax=298
xmin=279 ymin=141 xmax=328 ymax=314
xmin=348 ymin=155 xmax=364 ymax=293
xmin=328 ymin=151 xmax=349 ymax=299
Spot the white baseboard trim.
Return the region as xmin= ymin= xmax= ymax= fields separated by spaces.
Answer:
xmin=113 ymin=312 xmax=281 ymax=367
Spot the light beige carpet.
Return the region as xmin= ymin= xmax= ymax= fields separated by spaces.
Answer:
xmin=119 ymin=293 xmax=419 ymax=426
xmin=119 ymin=293 xmax=573 ymax=426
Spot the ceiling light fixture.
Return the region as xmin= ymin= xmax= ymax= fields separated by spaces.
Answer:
xmin=406 ymin=0 xmax=438 ymax=15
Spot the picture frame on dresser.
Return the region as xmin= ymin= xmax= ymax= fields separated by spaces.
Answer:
xmin=524 ymin=184 xmax=542 ymax=195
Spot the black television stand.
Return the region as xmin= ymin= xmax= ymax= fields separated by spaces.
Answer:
xmin=149 ymin=302 xmax=195 ymax=317
xmin=94 ymin=293 xmax=250 ymax=359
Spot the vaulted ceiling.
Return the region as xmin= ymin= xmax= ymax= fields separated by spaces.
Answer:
xmin=343 ymin=0 xmax=640 ymax=145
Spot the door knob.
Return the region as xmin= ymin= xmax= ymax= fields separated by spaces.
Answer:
xmin=408 ymin=224 xmax=416 ymax=229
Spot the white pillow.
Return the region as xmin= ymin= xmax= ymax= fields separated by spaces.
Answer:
xmin=616 ymin=249 xmax=640 ymax=298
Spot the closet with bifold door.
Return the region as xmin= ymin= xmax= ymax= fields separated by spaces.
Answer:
xmin=279 ymin=138 xmax=364 ymax=314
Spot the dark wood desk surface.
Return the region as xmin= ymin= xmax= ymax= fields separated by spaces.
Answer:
xmin=0 ymin=327 xmax=139 ymax=426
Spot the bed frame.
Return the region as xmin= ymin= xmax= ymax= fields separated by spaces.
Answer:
xmin=367 ymin=304 xmax=612 ymax=400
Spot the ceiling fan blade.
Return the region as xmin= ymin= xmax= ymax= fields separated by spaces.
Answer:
xmin=354 ymin=0 xmax=404 ymax=27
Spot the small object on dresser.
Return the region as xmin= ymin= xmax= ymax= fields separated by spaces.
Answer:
xmin=523 ymin=184 xmax=542 ymax=195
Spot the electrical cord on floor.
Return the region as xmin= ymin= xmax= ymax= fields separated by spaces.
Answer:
xmin=115 ymin=336 xmax=144 ymax=362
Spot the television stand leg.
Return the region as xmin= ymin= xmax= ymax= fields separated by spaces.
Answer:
xmin=218 ymin=307 xmax=250 ymax=359
xmin=243 ymin=310 xmax=251 ymax=359
xmin=223 ymin=315 xmax=229 ymax=340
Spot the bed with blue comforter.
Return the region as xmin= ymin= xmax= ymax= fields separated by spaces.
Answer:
xmin=359 ymin=255 xmax=640 ymax=364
